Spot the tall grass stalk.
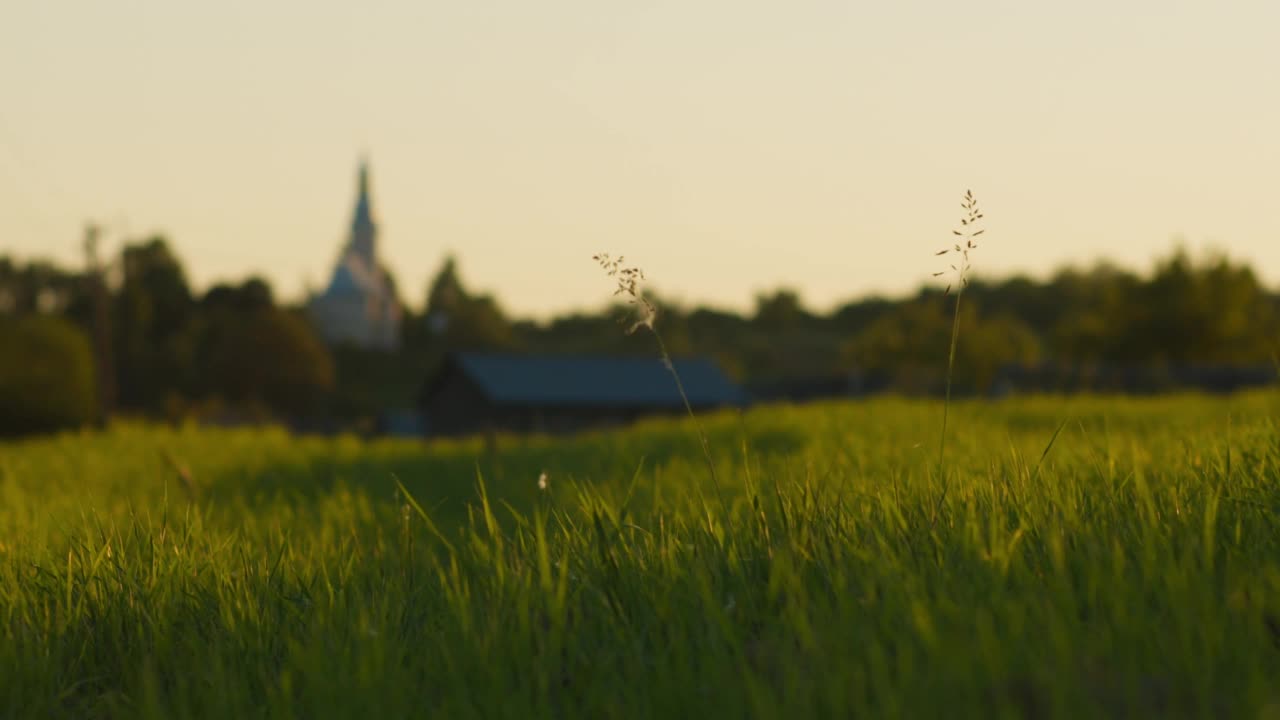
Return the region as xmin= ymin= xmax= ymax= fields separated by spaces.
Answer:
xmin=594 ymin=254 xmax=729 ymax=522
xmin=932 ymin=190 xmax=983 ymax=525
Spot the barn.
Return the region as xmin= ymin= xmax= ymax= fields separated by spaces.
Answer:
xmin=418 ymin=352 xmax=748 ymax=436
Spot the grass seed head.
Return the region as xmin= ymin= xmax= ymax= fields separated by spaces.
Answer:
xmin=935 ymin=190 xmax=983 ymax=296
xmin=594 ymin=253 xmax=658 ymax=334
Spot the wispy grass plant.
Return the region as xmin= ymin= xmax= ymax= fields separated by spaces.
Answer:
xmin=932 ymin=190 xmax=984 ymax=523
xmin=594 ymin=253 xmax=729 ymax=520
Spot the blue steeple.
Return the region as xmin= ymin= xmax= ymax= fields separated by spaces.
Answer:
xmin=349 ymin=157 xmax=376 ymax=261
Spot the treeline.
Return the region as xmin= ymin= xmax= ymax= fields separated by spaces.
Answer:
xmin=1 ymin=238 xmax=333 ymax=435
xmin=2 ymin=239 xmax=1278 ymax=436
xmin=485 ymin=250 xmax=1279 ymax=395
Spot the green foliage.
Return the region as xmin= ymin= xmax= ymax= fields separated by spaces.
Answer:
xmin=180 ymin=276 xmax=339 ymax=419
xmin=1 ymin=394 xmax=1278 ymax=717
xmin=1126 ymin=250 xmax=1279 ymax=365
xmin=195 ymin=306 xmax=336 ymax=417
xmin=972 ymin=251 xmax=1280 ymax=368
xmin=0 ymin=258 xmax=84 ymax=315
xmin=519 ymin=247 xmax=1280 ymax=391
xmin=3 ymin=242 xmax=338 ymax=427
xmin=417 ymin=256 xmax=518 ymax=352
xmin=3 ymin=243 xmax=1278 ymax=433
xmin=753 ymin=289 xmax=813 ymax=330
xmin=112 ymin=237 xmax=196 ymax=413
xmin=0 ymin=314 xmax=96 ymax=436
xmin=844 ymin=298 xmax=1041 ymax=392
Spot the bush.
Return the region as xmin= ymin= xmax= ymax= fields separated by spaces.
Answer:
xmin=199 ymin=308 xmax=335 ymax=417
xmin=0 ymin=315 xmax=97 ymax=436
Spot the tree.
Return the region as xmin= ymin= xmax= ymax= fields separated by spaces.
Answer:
xmin=1045 ymin=264 xmax=1142 ymax=364
xmin=112 ymin=237 xmax=195 ymax=412
xmin=0 ymin=258 xmax=83 ymax=316
xmin=192 ymin=279 xmax=335 ymax=417
xmin=753 ymin=289 xmax=812 ymax=330
xmin=422 ymin=256 xmax=518 ymax=351
xmin=1128 ymin=249 xmax=1278 ymax=366
xmin=201 ymin=276 xmax=274 ymax=313
xmin=0 ymin=315 xmax=96 ymax=436
xmin=843 ymin=298 xmax=1040 ymax=393
xmin=200 ymin=310 xmax=335 ymax=417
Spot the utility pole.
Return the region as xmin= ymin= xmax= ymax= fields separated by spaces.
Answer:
xmin=84 ymin=223 xmax=115 ymax=427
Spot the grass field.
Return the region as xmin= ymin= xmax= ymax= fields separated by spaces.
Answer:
xmin=2 ymin=393 xmax=1279 ymax=718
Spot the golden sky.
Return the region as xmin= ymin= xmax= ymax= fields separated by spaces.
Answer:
xmin=3 ymin=1 xmax=1278 ymax=317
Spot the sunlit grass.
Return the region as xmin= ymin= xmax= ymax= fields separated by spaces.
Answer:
xmin=2 ymin=392 xmax=1279 ymax=718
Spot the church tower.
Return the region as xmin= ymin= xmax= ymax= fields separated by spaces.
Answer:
xmin=307 ymin=159 xmax=403 ymax=351
xmin=349 ymin=159 xmax=376 ymax=263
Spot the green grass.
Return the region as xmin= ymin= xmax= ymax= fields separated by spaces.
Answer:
xmin=2 ymin=393 xmax=1280 ymax=718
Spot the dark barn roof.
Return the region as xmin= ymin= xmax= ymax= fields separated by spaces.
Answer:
xmin=426 ymin=352 xmax=748 ymax=409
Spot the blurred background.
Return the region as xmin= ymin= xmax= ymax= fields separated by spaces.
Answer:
xmin=2 ymin=1 xmax=1278 ymax=437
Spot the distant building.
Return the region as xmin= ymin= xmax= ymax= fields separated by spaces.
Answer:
xmin=308 ymin=160 xmax=402 ymax=350
xmin=419 ymin=352 xmax=749 ymax=436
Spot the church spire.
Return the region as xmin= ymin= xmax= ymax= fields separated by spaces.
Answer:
xmin=308 ymin=157 xmax=402 ymax=351
xmin=349 ymin=156 xmax=376 ymax=262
